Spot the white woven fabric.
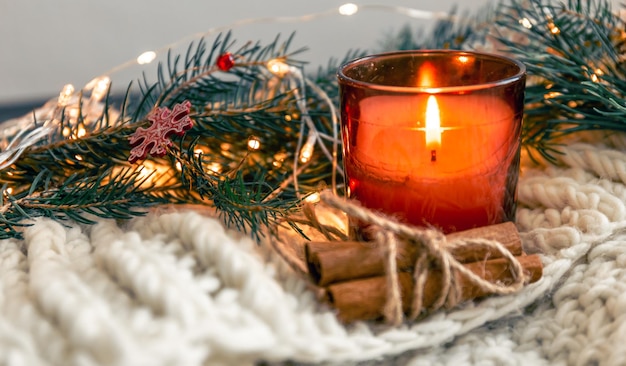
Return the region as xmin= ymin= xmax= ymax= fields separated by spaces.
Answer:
xmin=2 ymin=141 xmax=626 ymax=365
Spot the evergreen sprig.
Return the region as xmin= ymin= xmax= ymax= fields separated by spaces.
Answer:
xmin=0 ymin=32 xmax=336 ymax=240
xmin=497 ymin=0 xmax=626 ymax=161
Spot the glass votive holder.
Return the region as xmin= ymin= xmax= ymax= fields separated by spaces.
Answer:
xmin=337 ymin=50 xmax=526 ymax=235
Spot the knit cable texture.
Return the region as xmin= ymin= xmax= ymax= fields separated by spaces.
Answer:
xmin=2 ymin=142 xmax=626 ymax=365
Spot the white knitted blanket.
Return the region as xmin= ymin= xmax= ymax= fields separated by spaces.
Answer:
xmin=2 ymin=141 xmax=626 ymax=366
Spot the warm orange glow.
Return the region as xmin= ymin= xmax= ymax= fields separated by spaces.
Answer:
xmin=417 ymin=62 xmax=436 ymax=87
xmin=425 ymin=95 xmax=442 ymax=149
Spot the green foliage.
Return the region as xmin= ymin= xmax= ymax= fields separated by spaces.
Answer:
xmin=0 ymin=32 xmax=338 ymax=240
xmin=497 ymin=0 xmax=626 ymax=161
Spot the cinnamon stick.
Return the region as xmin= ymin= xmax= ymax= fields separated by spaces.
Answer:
xmin=325 ymin=253 xmax=543 ymax=323
xmin=307 ymin=221 xmax=522 ymax=286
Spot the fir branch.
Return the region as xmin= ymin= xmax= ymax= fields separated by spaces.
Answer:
xmin=124 ymin=34 xmax=335 ymax=239
xmin=211 ymin=170 xmax=295 ymax=241
xmin=0 ymin=122 xmax=135 ymax=193
xmin=0 ymin=166 xmax=180 ymax=239
xmin=496 ymin=0 xmax=626 ymax=161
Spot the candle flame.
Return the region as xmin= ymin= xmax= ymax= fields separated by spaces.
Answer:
xmin=425 ymin=95 xmax=442 ymax=149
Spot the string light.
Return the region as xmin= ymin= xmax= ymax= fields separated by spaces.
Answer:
xmin=136 ymin=160 xmax=176 ymax=187
xmin=247 ymin=136 xmax=261 ymax=150
xmin=77 ymin=124 xmax=87 ymax=138
xmin=544 ymin=91 xmax=562 ymax=99
xmin=304 ymin=191 xmax=321 ymax=203
xmin=272 ymin=151 xmax=288 ymax=168
xmin=519 ymin=17 xmax=533 ymax=29
xmin=548 ymin=21 xmax=560 ymax=35
xmin=338 ymin=3 xmax=359 ymax=16
xmin=193 ymin=148 xmax=208 ymax=158
xmin=299 ymin=140 xmax=315 ymax=163
xmin=207 ymin=162 xmax=222 ymax=174
xmin=68 ymin=108 xmax=79 ymax=120
xmin=267 ymin=58 xmax=290 ymax=77
xmin=86 ymin=76 xmax=111 ymax=102
xmin=591 ymin=68 xmax=604 ymax=83
xmin=58 ymin=84 xmax=75 ymax=106
xmin=193 ymin=146 xmax=224 ymax=174
xmin=136 ymin=51 xmax=157 ymax=65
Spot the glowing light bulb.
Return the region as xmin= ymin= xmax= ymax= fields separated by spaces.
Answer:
xmin=248 ymin=136 xmax=261 ymax=150
xmin=272 ymin=152 xmax=287 ymax=168
xmin=338 ymin=3 xmax=358 ymax=16
xmin=58 ymin=84 xmax=75 ymax=106
xmin=208 ymin=162 xmax=222 ymax=174
xmin=519 ymin=17 xmax=532 ymax=29
xmin=544 ymin=91 xmax=562 ymax=99
xmin=68 ymin=107 xmax=80 ymax=119
xmin=267 ymin=59 xmax=290 ymax=77
xmin=77 ymin=125 xmax=86 ymax=138
xmin=175 ymin=161 xmax=182 ymax=171
xmin=304 ymin=192 xmax=321 ymax=203
xmin=299 ymin=142 xmax=314 ymax=163
xmin=87 ymin=76 xmax=111 ymax=102
xmin=137 ymin=51 xmax=156 ymax=65
xmin=548 ymin=21 xmax=560 ymax=35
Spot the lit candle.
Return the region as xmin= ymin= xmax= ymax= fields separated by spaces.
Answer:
xmin=339 ymin=51 xmax=526 ymax=234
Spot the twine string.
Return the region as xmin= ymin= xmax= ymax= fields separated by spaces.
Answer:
xmin=320 ymin=191 xmax=527 ymax=325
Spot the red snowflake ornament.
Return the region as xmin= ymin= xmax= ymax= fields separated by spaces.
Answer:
xmin=128 ymin=100 xmax=193 ymax=163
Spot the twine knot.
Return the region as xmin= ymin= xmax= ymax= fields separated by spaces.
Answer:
xmin=320 ymin=191 xmax=527 ymax=326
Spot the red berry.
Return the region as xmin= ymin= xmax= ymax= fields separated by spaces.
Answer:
xmin=216 ymin=53 xmax=235 ymax=71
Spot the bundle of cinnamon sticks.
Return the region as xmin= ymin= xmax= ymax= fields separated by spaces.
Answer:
xmin=304 ymin=222 xmax=543 ymax=323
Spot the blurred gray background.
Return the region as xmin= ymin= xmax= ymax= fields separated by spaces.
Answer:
xmin=0 ymin=0 xmax=622 ymax=114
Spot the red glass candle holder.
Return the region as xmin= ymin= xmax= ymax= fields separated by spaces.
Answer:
xmin=338 ymin=50 xmax=526 ymax=235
